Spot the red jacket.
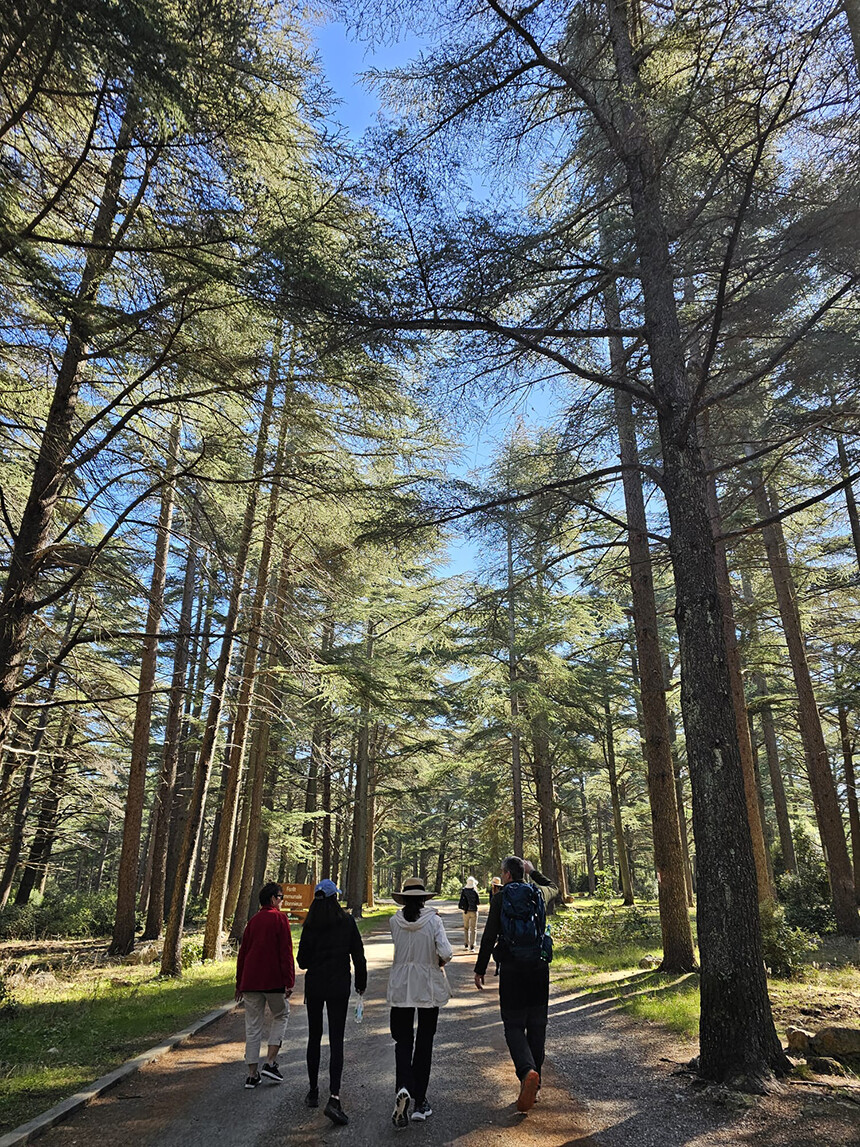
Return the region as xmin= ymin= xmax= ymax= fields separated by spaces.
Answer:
xmin=236 ymin=906 xmax=295 ymax=993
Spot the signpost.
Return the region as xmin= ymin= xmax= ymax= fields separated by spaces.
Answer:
xmin=279 ymin=883 xmax=314 ymax=920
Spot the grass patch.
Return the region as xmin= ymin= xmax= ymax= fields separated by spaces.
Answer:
xmin=355 ymin=904 xmax=397 ymax=935
xmin=0 ymin=950 xmax=236 ymax=1133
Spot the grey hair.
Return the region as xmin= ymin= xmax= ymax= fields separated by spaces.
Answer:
xmin=502 ymin=856 xmax=525 ymax=882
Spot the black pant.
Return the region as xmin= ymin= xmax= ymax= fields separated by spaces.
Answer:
xmin=305 ymin=992 xmax=349 ymax=1094
xmin=389 ymin=1006 xmax=438 ymax=1104
xmin=498 ymin=961 xmax=549 ymax=1080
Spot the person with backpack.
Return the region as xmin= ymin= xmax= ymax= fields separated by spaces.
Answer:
xmin=473 ymin=856 xmax=558 ymax=1113
xmin=457 ymin=875 xmax=480 ymax=950
xmin=386 ymin=876 xmax=453 ymax=1128
xmin=296 ymin=879 xmax=367 ymax=1126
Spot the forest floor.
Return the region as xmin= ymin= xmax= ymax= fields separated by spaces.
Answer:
xmin=4 ymin=902 xmax=857 ymax=1147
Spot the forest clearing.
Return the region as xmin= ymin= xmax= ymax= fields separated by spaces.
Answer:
xmin=2 ymin=0 xmax=860 ymax=1144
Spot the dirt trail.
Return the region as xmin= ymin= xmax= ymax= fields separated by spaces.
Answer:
xmin=35 ymin=903 xmax=594 ymax=1146
xmin=28 ymin=902 xmax=860 ymax=1146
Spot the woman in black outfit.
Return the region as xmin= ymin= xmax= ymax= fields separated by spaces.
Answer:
xmin=297 ymin=879 xmax=367 ymax=1126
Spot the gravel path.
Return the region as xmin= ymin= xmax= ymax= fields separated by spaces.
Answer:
xmin=31 ymin=902 xmax=860 ymax=1147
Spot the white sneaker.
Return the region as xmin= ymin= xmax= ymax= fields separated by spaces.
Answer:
xmin=392 ymin=1088 xmax=411 ymax=1129
xmin=411 ymin=1099 xmax=433 ymax=1121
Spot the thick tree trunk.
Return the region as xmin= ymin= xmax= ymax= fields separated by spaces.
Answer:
xmin=346 ymin=709 xmax=370 ymax=916
xmin=748 ymin=471 xmax=858 ymax=934
xmin=142 ymin=526 xmax=198 ymax=940
xmin=0 ymin=98 xmax=137 ymax=751
xmin=837 ymin=702 xmax=860 ymax=901
xmin=530 ymin=703 xmax=558 ymax=882
xmin=365 ymin=785 xmax=376 ymax=908
xmin=604 ymin=695 xmax=634 ymax=905
xmin=160 ymin=348 xmax=279 ymax=977
xmin=701 ymin=436 xmax=773 ymax=906
xmin=604 ymin=0 xmax=788 ymax=1082
xmin=505 ymin=519 xmax=525 ymax=856
xmin=110 ymin=418 xmax=179 ymax=955
xmin=579 ymin=777 xmax=596 ymax=894
xmin=607 ymin=300 xmax=695 ymax=965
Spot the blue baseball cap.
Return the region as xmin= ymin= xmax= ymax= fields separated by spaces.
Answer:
xmin=314 ymin=879 xmax=340 ymax=898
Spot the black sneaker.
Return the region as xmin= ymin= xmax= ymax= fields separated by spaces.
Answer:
xmin=244 ymin=1074 xmax=262 ymax=1089
xmin=261 ymin=1062 xmax=283 ymax=1083
xmin=392 ymin=1087 xmax=411 ymax=1129
xmin=305 ymin=1087 xmax=319 ymax=1108
xmin=324 ymin=1096 xmax=349 ymax=1125
xmin=411 ymin=1098 xmax=433 ymax=1122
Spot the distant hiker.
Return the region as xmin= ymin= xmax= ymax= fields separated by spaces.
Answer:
xmin=235 ymin=881 xmax=295 ymax=1090
xmin=296 ymin=878 xmax=367 ymax=1126
xmin=474 ymin=856 xmax=558 ymax=1113
xmin=458 ymin=875 xmax=480 ymax=950
xmin=387 ymin=876 xmax=453 ymax=1127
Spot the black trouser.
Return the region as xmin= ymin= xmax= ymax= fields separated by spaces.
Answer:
xmin=389 ymin=1006 xmax=439 ymax=1104
xmin=305 ymin=992 xmax=349 ymax=1094
xmin=498 ymin=960 xmax=549 ymax=1080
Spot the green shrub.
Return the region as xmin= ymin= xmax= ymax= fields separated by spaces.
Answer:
xmin=760 ymin=901 xmax=815 ymax=978
xmin=553 ymin=877 xmax=660 ymax=950
xmin=181 ymin=937 xmax=204 ymax=969
xmin=0 ymin=892 xmax=116 ymax=940
xmin=776 ymin=829 xmax=835 ymax=935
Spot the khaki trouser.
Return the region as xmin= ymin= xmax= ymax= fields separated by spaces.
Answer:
xmin=462 ymin=910 xmax=478 ymax=948
xmin=243 ymin=991 xmax=289 ymax=1064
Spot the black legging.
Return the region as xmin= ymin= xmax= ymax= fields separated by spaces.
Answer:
xmin=305 ymin=992 xmax=350 ymax=1094
xmin=389 ymin=1006 xmax=439 ymax=1105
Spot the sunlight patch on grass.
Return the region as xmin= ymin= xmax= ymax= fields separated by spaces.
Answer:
xmin=0 ymin=956 xmax=236 ymax=1132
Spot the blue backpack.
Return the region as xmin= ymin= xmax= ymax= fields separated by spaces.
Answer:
xmin=499 ymin=881 xmax=550 ymax=962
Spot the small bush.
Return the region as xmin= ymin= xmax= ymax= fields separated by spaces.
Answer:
xmin=760 ymin=901 xmax=815 ymax=978
xmin=181 ymin=937 xmax=204 ymax=969
xmin=553 ymin=877 xmax=660 ymax=950
xmin=0 ymin=892 xmax=116 ymax=940
xmin=776 ymin=829 xmax=836 ymax=935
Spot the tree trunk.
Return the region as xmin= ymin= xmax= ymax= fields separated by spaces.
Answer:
xmin=530 ymin=703 xmax=558 ymax=882
xmin=0 ymin=97 xmax=137 ymax=751
xmin=505 ymin=517 xmax=525 ymax=856
xmin=201 ymin=338 xmax=286 ymax=962
xmin=434 ymin=801 xmax=450 ymax=895
xmin=164 ymin=579 xmax=212 ymax=910
xmin=748 ymin=470 xmax=858 ymax=934
xmin=837 ymin=702 xmax=860 ymax=901
xmin=160 ymin=343 xmax=279 ymax=977
xmin=606 ymin=286 xmax=695 ymax=965
xmin=0 ymin=606 xmax=76 ymax=907
xmin=110 ymin=418 xmax=179 ymax=954
xmin=15 ymin=721 xmax=75 ymax=904
xmin=604 ymin=0 xmax=788 ymax=1081
xmin=701 ymin=430 xmax=773 ymax=906
xmin=580 ymin=777 xmax=596 ymax=894
xmin=604 ymin=694 xmax=633 ymax=905
xmin=346 ymin=625 xmax=374 ymax=916
xmin=142 ymin=525 xmax=198 ymax=940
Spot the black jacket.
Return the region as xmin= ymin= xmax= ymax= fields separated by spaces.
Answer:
xmin=297 ymin=912 xmax=367 ymax=998
xmin=458 ymin=887 xmax=479 ymax=912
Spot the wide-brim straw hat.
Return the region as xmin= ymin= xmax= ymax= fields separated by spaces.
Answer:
xmin=393 ymin=876 xmax=435 ymax=904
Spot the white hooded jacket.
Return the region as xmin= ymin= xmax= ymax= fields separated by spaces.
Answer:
xmin=386 ymin=904 xmax=453 ymax=1008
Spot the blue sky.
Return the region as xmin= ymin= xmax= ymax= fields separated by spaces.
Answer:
xmin=310 ymin=18 xmax=570 ymax=577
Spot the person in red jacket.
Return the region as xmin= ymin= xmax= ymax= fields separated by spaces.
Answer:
xmin=236 ymin=882 xmax=295 ymax=1089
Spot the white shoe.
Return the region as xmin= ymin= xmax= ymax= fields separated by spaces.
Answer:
xmin=392 ymin=1088 xmax=411 ymax=1129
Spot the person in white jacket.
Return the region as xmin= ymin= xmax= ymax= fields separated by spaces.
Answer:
xmin=386 ymin=876 xmax=453 ymax=1128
